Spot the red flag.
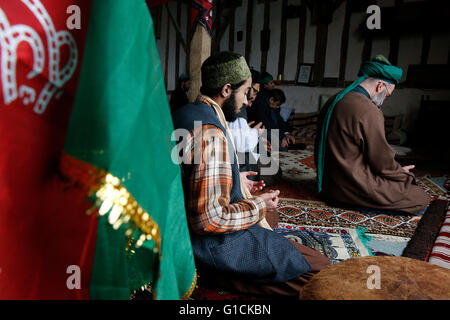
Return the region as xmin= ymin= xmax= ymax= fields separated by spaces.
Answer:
xmin=0 ymin=0 xmax=94 ymax=299
xmin=190 ymin=0 xmax=213 ymax=37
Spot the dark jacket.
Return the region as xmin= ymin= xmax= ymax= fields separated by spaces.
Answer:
xmin=172 ymin=102 xmax=311 ymax=283
xmin=249 ymin=90 xmax=290 ymax=142
xmin=169 ymin=87 xmax=189 ymax=113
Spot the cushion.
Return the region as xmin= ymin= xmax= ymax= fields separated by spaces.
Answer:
xmin=299 ymin=256 xmax=450 ymax=300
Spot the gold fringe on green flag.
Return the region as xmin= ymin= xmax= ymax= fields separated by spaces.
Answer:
xmin=64 ymin=0 xmax=196 ymax=299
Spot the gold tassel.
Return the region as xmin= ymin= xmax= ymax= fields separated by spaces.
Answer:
xmin=91 ymin=173 xmax=161 ymax=252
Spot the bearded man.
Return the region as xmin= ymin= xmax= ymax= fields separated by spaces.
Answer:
xmin=172 ymin=52 xmax=329 ymax=296
xmin=315 ymin=55 xmax=429 ymax=215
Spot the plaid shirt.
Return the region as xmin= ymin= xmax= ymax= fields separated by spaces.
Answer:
xmin=182 ymin=122 xmax=266 ymax=235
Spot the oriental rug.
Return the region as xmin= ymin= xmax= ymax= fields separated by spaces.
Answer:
xmin=275 ymin=150 xmax=447 ymax=238
xmin=274 ymin=223 xmax=372 ymax=264
xmin=277 ymin=198 xmax=421 ymax=237
xmin=274 ymin=223 xmax=410 ymax=264
xmin=278 ymin=150 xmax=447 ymax=201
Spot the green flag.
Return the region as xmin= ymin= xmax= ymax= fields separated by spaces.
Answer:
xmin=64 ymin=0 xmax=196 ymax=299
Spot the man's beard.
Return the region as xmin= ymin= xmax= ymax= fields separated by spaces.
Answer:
xmin=222 ymin=92 xmax=239 ymax=122
xmin=372 ymin=90 xmax=387 ymax=107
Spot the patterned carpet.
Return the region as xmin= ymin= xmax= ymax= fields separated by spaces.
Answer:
xmin=274 ymin=223 xmax=372 ymax=264
xmin=275 ymin=150 xmax=447 ymax=238
xmin=275 ymin=222 xmax=410 ymax=264
xmin=191 ymin=150 xmax=448 ymax=299
xmin=277 ymin=198 xmax=421 ymax=238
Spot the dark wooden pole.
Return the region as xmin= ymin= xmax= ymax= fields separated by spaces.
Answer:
xmin=338 ymin=0 xmax=351 ymax=87
xmin=295 ymin=2 xmax=307 ymax=82
xmin=245 ymin=0 xmax=254 ymax=63
xmin=277 ymin=0 xmax=288 ymax=79
xmin=260 ymin=0 xmax=271 ymax=72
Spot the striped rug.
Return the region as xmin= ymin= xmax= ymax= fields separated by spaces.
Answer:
xmin=428 ymin=203 xmax=450 ymax=269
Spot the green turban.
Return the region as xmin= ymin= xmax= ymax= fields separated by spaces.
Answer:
xmin=259 ymin=72 xmax=274 ymax=85
xmin=358 ymin=55 xmax=403 ymax=84
xmin=201 ymin=52 xmax=251 ymax=89
xmin=316 ymin=55 xmax=403 ymax=193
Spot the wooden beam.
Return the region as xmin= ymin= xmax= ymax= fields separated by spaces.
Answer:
xmin=448 ymin=44 xmax=450 ymax=65
xmin=388 ymin=0 xmax=403 ymax=65
xmin=260 ymin=0 xmax=271 ymax=72
xmin=295 ymin=2 xmax=307 ymax=83
xmin=228 ymin=6 xmax=236 ymax=52
xmin=313 ymin=22 xmax=328 ymax=86
xmin=216 ymin=11 xmax=236 ymax=46
xmin=165 ymin=3 xmax=187 ymax=53
xmin=186 ymin=3 xmax=191 ymax=74
xmin=189 ymin=25 xmax=211 ymax=102
xmin=420 ymin=30 xmax=431 ymax=65
xmin=212 ymin=0 xmax=222 ymax=53
xmin=305 ymin=0 xmax=313 ymax=12
xmin=338 ymin=0 xmax=351 ymax=87
xmin=212 ymin=2 xmax=242 ymax=53
xmin=277 ymin=0 xmax=288 ymax=79
xmin=164 ymin=6 xmax=170 ymax=89
xmin=332 ymin=0 xmax=346 ymax=12
xmin=148 ymin=5 xmax=162 ymax=40
xmin=175 ymin=0 xmax=182 ymax=80
xmin=362 ymin=35 xmax=373 ymax=62
xmin=245 ymin=0 xmax=254 ymax=63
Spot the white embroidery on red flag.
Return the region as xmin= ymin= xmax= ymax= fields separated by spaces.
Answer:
xmin=0 ymin=0 xmax=78 ymax=114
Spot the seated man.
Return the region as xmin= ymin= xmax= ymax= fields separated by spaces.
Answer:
xmin=228 ymin=68 xmax=270 ymax=182
xmin=246 ymin=71 xmax=274 ymax=122
xmin=314 ymin=55 xmax=429 ymax=215
xmin=172 ymin=52 xmax=329 ymax=296
xmin=252 ymin=88 xmax=298 ymax=151
xmin=260 ymin=71 xmax=276 ymax=90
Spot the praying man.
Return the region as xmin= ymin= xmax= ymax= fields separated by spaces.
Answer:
xmin=172 ymin=52 xmax=329 ymax=297
xmin=315 ymin=55 xmax=429 ymax=215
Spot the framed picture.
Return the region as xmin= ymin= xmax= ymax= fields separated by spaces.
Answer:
xmin=297 ymin=64 xmax=314 ymax=85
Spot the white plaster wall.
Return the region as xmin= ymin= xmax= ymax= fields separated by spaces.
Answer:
xmin=154 ymin=0 xmax=450 ymax=135
xmin=278 ymin=84 xmax=450 ymax=135
xmin=277 ymin=85 xmax=340 ymax=113
xmin=155 ymin=1 xmax=450 ymax=86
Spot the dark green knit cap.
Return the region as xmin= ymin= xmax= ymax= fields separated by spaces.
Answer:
xmin=201 ymin=52 xmax=251 ymax=89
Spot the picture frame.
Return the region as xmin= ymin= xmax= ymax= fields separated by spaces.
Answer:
xmin=297 ymin=63 xmax=314 ymax=85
